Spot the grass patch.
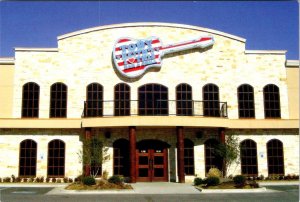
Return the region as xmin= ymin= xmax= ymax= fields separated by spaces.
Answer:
xmin=65 ymin=179 xmax=132 ymax=190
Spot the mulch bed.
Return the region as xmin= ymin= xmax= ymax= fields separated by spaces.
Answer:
xmin=65 ymin=179 xmax=132 ymax=190
xmin=198 ymin=181 xmax=258 ymax=189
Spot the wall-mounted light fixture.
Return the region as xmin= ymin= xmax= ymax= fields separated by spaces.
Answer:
xmin=105 ymin=131 xmax=111 ymax=139
xmin=196 ymin=131 xmax=203 ymax=139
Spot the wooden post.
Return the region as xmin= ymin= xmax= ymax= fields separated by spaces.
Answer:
xmin=177 ymin=126 xmax=185 ymax=183
xmin=84 ymin=128 xmax=92 ymax=176
xmin=129 ymin=126 xmax=137 ymax=183
xmin=219 ymin=128 xmax=226 ymax=177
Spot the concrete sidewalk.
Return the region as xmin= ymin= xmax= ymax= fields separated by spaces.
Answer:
xmin=1 ymin=181 xmax=298 ymax=195
xmin=46 ymin=182 xmax=200 ymax=195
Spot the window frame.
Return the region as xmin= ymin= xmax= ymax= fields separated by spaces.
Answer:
xmin=237 ymin=84 xmax=255 ymax=118
xmin=113 ymin=138 xmax=130 ymax=176
xmin=240 ymin=139 xmax=258 ymax=176
xmin=114 ymin=83 xmax=131 ymax=116
xmin=263 ymin=84 xmax=281 ymax=118
xmin=138 ymin=83 xmax=169 ymax=116
xmin=86 ymin=83 xmax=103 ymax=117
xmin=203 ymin=84 xmax=220 ymax=117
xmin=19 ymin=139 xmax=37 ymax=177
xmin=21 ymin=82 xmax=40 ymax=118
xmin=50 ymin=82 xmax=68 ymax=118
xmin=47 ymin=139 xmax=65 ymax=178
xmin=184 ymin=138 xmax=195 ymax=175
xmin=267 ymin=139 xmax=284 ymax=176
xmin=204 ymin=138 xmax=222 ymax=174
xmin=176 ymin=83 xmax=193 ymax=116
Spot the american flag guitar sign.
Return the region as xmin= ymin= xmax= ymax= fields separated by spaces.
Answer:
xmin=113 ymin=35 xmax=214 ymax=78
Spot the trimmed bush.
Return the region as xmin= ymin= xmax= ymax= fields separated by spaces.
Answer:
xmin=3 ymin=177 xmax=11 ymax=182
xmin=63 ymin=177 xmax=68 ymax=183
xmin=207 ymin=167 xmax=222 ymax=178
xmin=233 ymin=175 xmax=246 ymax=185
xmin=74 ymin=175 xmax=83 ymax=183
xmin=108 ymin=175 xmax=123 ymax=185
xmin=82 ymin=176 xmax=96 ymax=185
xmin=194 ymin=177 xmax=203 ymax=186
xmin=206 ymin=176 xmax=220 ymax=186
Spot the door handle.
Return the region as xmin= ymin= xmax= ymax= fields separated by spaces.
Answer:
xmin=149 ymin=159 xmax=153 ymax=170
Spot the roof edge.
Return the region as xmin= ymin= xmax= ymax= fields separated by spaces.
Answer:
xmin=286 ymin=60 xmax=299 ymax=67
xmin=245 ymin=50 xmax=287 ymax=54
xmin=0 ymin=57 xmax=15 ymax=65
xmin=15 ymin=48 xmax=58 ymax=52
xmin=57 ymin=22 xmax=246 ymax=43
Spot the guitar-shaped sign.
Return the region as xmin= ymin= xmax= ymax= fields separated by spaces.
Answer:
xmin=113 ymin=35 xmax=214 ymax=78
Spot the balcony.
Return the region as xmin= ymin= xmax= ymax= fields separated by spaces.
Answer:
xmin=82 ymin=100 xmax=228 ymax=118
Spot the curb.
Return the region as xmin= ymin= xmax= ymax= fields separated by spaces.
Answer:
xmin=197 ymin=187 xmax=276 ymax=193
xmin=0 ymin=183 xmax=68 ymax=187
xmin=46 ymin=186 xmax=136 ymax=195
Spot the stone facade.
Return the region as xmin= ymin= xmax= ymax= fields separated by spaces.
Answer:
xmin=0 ymin=23 xmax=298 ymax=182
xmin=0 ymin=129 xmax=82 ymax=179
xmin=12 ymin=23 xmax=289 ymax=119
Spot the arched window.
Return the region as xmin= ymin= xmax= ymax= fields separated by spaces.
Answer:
xmin=50 ymin=82 xmax=67 ymax=118
xmin=86 ymin=83 xmax=103 ymax=117
xmin=240 ymin=139 xmax=258 ymax=176
xmin=22 ymin=82 xmax=40 ymax=118
xmin=48 ymin=139 xmax=65 ymax=177
xmin=114 ymin=83 xmax=130 ymax=116
xmin=263 ymin=84 xmax=281 ymax=118
xmin=203 ymin=84 xmax=220 ymax=117
xmin=19 ymin=139 xmax=37 ymax=177
xmin=267 ymin=139 xmax=284 ymax=176
xmin=176 ymin=84 xmax=193 ymax=116
xmin=184 ymin=138 xmax=194 ymax=175
xmin=238 ymin=84 xmax=255 ymax=118
xmin=138 ymin=84 xmax=168 ymax=115
xmin=205 ymin=139 xmax=222 ymax=174
xmin=113 ymin=139 xmax=130 ymax=176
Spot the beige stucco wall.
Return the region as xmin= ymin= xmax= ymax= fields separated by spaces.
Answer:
xmin=10 ymin=23 xmax=290 ymax=121
xmin=286 ymin=67 xmax=299 ymax=119
xmin=0 ymin=63 xmax=14 ymax=118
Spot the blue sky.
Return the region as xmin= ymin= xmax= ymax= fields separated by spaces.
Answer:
xmin=0 ymin=1 xmax=299 ymax=59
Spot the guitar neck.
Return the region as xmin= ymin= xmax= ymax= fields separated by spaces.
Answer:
xmin=160 ymin=36 xmax=214 ymax=56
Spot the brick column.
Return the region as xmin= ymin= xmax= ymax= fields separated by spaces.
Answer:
xmin=177 ymin=126 xmax=185 ymax=183
xmin=84 ymin=128 xmax=92 ymax=176
xmin=129 ymin=126 xmax=137 ymax=183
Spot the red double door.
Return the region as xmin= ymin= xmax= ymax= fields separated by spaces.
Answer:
xmin=136 ymin=148 xmax=168 ymax=182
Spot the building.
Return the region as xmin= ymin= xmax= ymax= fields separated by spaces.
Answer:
xmin=0 ymin=22 xmax=298 ymax=183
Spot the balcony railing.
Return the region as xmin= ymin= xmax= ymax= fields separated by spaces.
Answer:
xmin=82 ymin=100 xmax=228 ymax=118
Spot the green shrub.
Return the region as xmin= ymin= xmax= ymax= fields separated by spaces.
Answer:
xmin=233 ymin=175 xmax=246 ymax=185
xmin=194 ymin=177 xmax=203 ymax=186
xmin=3 ymin=177 xmax=11 ymax=182
xmin=108 ymin=175 xmax=123 ymax=185
xmin=63 ymin=177 xmax=68 ymax=183
xmin=74 ymin=175 xmax=83 ymax=183
xmin=207 ymin=167 xmax=222 ymax=178
xmin=206 ymin=176 xmax=220 ymax=186
xmin=82 ymin=176 xmax=96 ymax=185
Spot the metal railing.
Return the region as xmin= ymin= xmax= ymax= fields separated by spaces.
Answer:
xmin=82 ymin=100 xmax=228 ymax=118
